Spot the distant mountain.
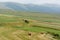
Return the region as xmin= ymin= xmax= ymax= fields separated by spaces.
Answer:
xmin=0 ymin=2 xmax=60 ymax=13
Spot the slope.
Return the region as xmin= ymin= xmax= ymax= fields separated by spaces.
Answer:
xmin=0 ymin=13 xmax=60 ymax=40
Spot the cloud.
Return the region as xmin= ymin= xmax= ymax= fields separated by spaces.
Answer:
xmin=0 ymin=0 xmax=60 ymax=5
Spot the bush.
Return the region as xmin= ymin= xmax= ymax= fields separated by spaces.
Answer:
xmin=24 ymin=19 xmax=29 ymax=24
xmin=50 ymin=32 xmax=60 ymax=39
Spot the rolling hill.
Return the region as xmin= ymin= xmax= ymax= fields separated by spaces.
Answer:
xmin=0 ymin=2 xmax=60 ymax=40
xmin=0 ymin=12 xmax=60 ymax=39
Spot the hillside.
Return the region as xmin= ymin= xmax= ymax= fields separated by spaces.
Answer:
xmin=0 ymin=11 xmax=60 ymax=40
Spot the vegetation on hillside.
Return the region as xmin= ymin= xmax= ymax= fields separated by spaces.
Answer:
xmin=0 ymin=11 xmax=60 ymax=40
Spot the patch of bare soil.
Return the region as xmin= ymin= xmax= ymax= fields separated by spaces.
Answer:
xmin=12 ymin=30 xmax=57 ymax=40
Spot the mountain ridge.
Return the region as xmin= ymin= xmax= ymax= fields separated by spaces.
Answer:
xmin=0 ymin=2 xmax=60 ymax=13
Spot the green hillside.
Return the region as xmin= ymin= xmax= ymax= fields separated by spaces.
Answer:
xmin=0 ymin=10 xmax=60 ymax=40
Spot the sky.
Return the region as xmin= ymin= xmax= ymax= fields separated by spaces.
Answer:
xmin=0 ymin=0 xmax=60 ymax=5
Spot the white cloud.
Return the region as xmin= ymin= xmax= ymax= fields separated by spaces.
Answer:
xmin=0 ymin=0 xmax=60 ymax=5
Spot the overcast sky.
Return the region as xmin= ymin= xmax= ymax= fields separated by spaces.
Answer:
xmin=0 ymin=0 xmax=60 ymax=5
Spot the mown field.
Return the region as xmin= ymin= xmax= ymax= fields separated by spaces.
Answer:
xmin=0 ymin=11 xmax=60 ymax=40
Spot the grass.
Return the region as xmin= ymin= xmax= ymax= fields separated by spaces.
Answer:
xmin=13 ymin=26 xmax=60 ymax=35
xmin=0 ymin=11 xmax=60 ymax=40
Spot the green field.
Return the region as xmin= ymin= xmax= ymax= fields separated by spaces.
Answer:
xmin=0 ymin=11 xmax=60 ymax=40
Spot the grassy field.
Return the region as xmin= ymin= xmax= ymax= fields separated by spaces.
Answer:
xmin=0 ymin=11 xmax=60 ymax=40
